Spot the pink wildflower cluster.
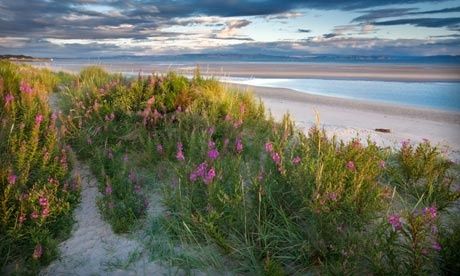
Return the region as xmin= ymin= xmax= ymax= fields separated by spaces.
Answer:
xmin=7 ymin=173 xmax=17 ymax=185
xmin=39 ymin=196 xmax=50 ymax=219
xmin=35 ymin=114 xmax=44 ymax=125
xmin=292 ymin=156 xmax=301 ymax=165
xmin=388 ymin=214 xmax=402 ymax=231
xmin=207 ymin=140 xmax=219 ymax=160
xmin=423 ymin=206 xmax=437 ymax=221
xmin=189 ymin=162 xmax=216 ymax=184
xmin=105 ymin=113 xmax=115 ymax=122
xmin=32 ymin=244 xmax=43 ymax=260
xmin=235 ymin=138 xmax=243 ymax=154
xmin=4 ymin=93 xmax=14 ymax=105
xmin=346 ymin=161 xmax=356 ymax=171
xmin=19 ymin=81 xmax=33 ymax=94
xmin=176 ymin=142 xmax=185 ymax=161
xmin=156 ymin=144 xmax=164 ymax=155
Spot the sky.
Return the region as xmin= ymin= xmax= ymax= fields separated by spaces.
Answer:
xmin=1 ymin=0 xmax=460 ymax=57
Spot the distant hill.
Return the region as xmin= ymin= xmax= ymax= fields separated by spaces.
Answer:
xmin=0 ymin=54 xmax=52 ymax=61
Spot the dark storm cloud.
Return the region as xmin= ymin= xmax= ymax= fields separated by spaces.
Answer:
xmin=374 ymin=17 xmax=460 ymax=28
xmin=0 ymin=0 xmax=453 ymax=39
xmin=352 ymin=8 xmax=416 ymax=22
xmin=352 ymin=6 xmax=460 ymax=23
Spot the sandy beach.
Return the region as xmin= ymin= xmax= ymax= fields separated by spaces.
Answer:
xmin=227 ymin=83 xmax=460 ymax=161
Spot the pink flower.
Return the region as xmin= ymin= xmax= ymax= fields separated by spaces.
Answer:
xmin=208 ymin=149 xmax=219 ymax=160
xmin=432 ymin=241 xmax=442 ymax=251
xmin=204 ymin=167 xmax=216 ymax=184
xmin=208 ymin=140 xmax=216 ymax=149
xmin=328 ymin=192 xmax=338 ymax=201
xmin=18 ymin=213 xmax=26 ymax=224
xmin=7 ymin=174 xmax=17 ymax=185
xmin=4 ymin=93 xmax=14 ymax=104
xmin=42 ymin=207 xmax=50 ymax=218
xmin=271 ymin=152 xmax=281 ymax=165
xmin=224 ymin=114 xmax=232 ymax=121
xmin=176 ymin=142 xmax=185 ymax=161
xmin=32 ymin=244 xmax=43 ymax=259
xmin=264 ymin=142 xmax=274 ymax=153
xmin=379 ymin=160 xmax=386 ymax=169
xmin=233 ymin=119 xmax=243 ymax=128
xmin=388 ymin=214 xmax=402 ymax=231
xmin=31 ymin=211 xmax=39 ymax=220
xmin=105 ymin=184 xmax=112 ymax=195
xmin=423 ymin=206 xmax=437 ymax=220
xmin=19 ymin=81 xmax=33 ymax=94
xmin=190 ymin=162 xmax=208 ymax=182
xmin=207 ymin=127 xmax=215 ymax=135
xmin=235 ymin=138 xmax=243 ymax=154
xmin=156 ymin=144 xmax=164 ymax=155
xmin=292 ymin=156 xmax=301 ymax=165
xmin=39 ymin=197 xmax=48 ymax=207
xmin=401 ymin=139 xmax=411 ymax=149
xmin=346 ymin=161 xmax=356 ymax=171
xmin=35 ymin=114 xmax=43 ymax=125
xmin=146 ymin=96 xmax=155 ymax=106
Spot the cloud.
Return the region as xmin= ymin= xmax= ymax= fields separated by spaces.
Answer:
xmin=266 ymin=12 xmax=304 ymax=20
xmin=219 ymin=19 xmax=251 ymax=36
xmin=298 ymin=29 xmax=311 ymax=33
xmin=374 ymin=17 xmax=460 ymax=28
xmin=323 ymin=33 xmax=338 ymax=39
xmin=352 ymin=8 xmax=416 ymax=22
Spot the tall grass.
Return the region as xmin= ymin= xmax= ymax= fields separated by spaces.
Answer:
xmin=44 ymin=65 xmax=460 ymax=274
xmin=0 ymin=61 xmax=79 ymax=274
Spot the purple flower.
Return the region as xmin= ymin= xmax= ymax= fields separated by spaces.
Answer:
xmin=208 ymin=140 xmax=216 ymax=149
xmin=4 ymin=93 xmax=14 ymax=105
xmin=35 ymin=114 xmax=43 ymax=125
xmin=42 ymin=207 xmax=50 ymax=218
xmin=235 ymin=138 xmax=243 ymax=154
xmin=156 ymin=144 xmax=164 ymax=155
xmin=7 ymin=174 xmax=17 ymax=185
xmin=105 ymin=184 xmax=112 ymax=195
xmin=176 ymin=142 xmax=185 ymax=161
xmin=19 ymin=81 xmax=33 ymax=94
xmin=401 ymin=139 xmax=411 ymax=149
xmin=388 ymin=214 xmax=402 ymax=231
xmin=204 ymin=167 xmax=216 ymax=184
xmin=39 ymin=197 xmax=48 ymax=207
xmin=423 ymin=206 xmax=437 ymax=220
xmin=189 ymin=171 xmax=198 ymax=182
xmin=264 ymin=142 xmax=274 ymax=153
xmin=346 ymin=161 xmax=356 ymax=171
xmin=208 ymin=149 xmax=219 ymax=160
xmin=32 ymin=244 xmax=43 ymax=259
xmin=207 ymin=127 xmax=215 ymax=135
xmin=292 ymin=156 xmax=301 ymax=165
xmin=432 ymin=241 xmax=442 ymax=251
xmin=31 ymin=211 xmax=39 ymax=220
xmin=271 ymin=152 xmax=281 ymax=165
xmin=18 ymin=213 xmax=26 ymax=224
xmin=328 ymin=192 xmax=338 ymax=201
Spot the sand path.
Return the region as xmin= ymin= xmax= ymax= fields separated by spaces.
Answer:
xmin=41 ymin=94 xmax=170 ymax=275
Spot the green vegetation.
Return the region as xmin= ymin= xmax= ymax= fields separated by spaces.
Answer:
xmin=0 ymin=61 xmax=79 ymax=274
xmin=1 ymin=62 xmax=459 ymax=275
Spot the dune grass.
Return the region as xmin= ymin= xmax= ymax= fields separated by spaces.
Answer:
xmin=1 ymin=63 xmax=459 ymax=275
xmin=0 ymin=61 xmax=79 ymax=274
xmin=57 ymin=66 xmax=460 ymax=275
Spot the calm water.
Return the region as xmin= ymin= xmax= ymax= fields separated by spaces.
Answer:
xmin=224 ymin=77 xmax=460 ymax=111
xmin=33 ymin=59 xmax=460 ymax=111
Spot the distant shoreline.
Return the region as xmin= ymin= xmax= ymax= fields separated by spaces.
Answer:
xmin=33 ymin=61 xmax=460 ymax=82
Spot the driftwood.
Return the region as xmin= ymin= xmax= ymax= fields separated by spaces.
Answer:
xmin=375 ymin=128 xmax=391 ymax=133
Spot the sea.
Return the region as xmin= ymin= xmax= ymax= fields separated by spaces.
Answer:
xmin=33 ymin=57 xmax=460 ymax=112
